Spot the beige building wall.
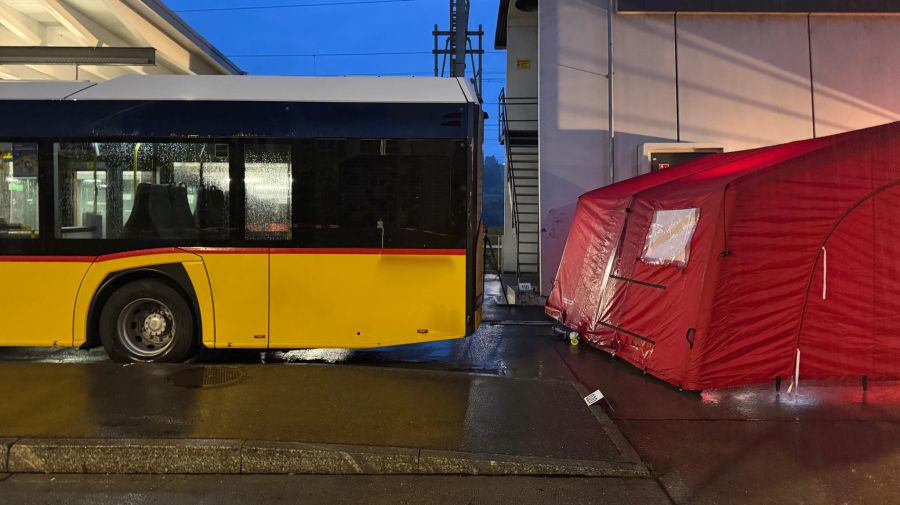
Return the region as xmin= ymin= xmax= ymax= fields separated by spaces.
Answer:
xmin=534 ymin=6 xmax=900 ymax=295
xmin=612 ymin=13 xmax=677 ymax=182
xmin=810 ymin=16 xmax=900 ymax=136
xmin=538 ymin=0 xmax=609 ymax=292
xmin=676 ymin=15 xmax=814 ymax=151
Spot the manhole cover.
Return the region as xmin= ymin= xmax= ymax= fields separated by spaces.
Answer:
xmin=167 ymin=366 xmax=245 ymax=389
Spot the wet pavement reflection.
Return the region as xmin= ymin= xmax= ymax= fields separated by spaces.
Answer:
xmin=4 ymin=277 xmax=900 ymax=503
xmin=0 ymin=305 xmax=561 ymax=379
xmin=0 ymin=361 xmax=618 ymax=461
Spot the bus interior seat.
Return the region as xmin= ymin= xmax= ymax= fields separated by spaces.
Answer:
xmin=121 ymin=183 xmax=156 ymax=239
xmin=195 ymin=186 xmax=227 ymax=238
xmin=122 ymin=183 xmax=198 ymax=240
xmin=169 ymin=185 xmax=197 ymax=239
xmin=147 ymin=185 xmax=174 ymax=238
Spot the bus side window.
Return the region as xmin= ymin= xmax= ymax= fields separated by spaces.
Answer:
xmin=0 ymin=142 xmax=39 ymax=239
xmin=244 ymin=143 xmax=292 ymax=241
xmin=55 ymin=143 xmax=230 ymax=241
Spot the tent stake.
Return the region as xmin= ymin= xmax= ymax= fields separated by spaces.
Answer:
xmin=786 ymin=349 xmax=801 ymax=395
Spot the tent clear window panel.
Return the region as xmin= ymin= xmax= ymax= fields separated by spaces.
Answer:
xmin=641 ymin=208 xmax=700 ymax=267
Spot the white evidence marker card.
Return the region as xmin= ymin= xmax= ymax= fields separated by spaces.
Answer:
xmin=584 ymin=389 xmax=604 ymax=406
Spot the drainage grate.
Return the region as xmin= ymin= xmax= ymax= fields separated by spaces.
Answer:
xmin=167 ymin=366 xmax=245 ymax=389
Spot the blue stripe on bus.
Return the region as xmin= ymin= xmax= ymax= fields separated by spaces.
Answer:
xmin=0 ymin=101 xmax=472 ymax=140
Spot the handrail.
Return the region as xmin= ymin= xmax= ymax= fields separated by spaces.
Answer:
xmin=498 ymin=87 xmax=506 ymax=144
xmin=498 ymin=87 xmax=520 ymax=236
xmin=499 ymin=87 xmax=518 ymax=280
xmin=499 ymin=87 xmax=539 ymax=282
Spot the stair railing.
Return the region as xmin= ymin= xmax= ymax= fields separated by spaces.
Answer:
xmin=498 ymin=87 xmax=539 ymax=281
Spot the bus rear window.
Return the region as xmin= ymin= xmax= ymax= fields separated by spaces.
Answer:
xmin=295 ymin=139 xmax=467 ymax=249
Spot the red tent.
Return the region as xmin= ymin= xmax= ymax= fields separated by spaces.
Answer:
xmin=546 ymin=122 xmax=900 ymax=390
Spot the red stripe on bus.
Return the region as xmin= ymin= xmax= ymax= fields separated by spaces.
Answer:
xmin=0 ymin=256 xmax=95 ymax=263
xmin=0 ymin=247 xmax=465 ymax=262
xmin=94 ymin=248 xmax=183 ymax=262
xmin=269 ymin=248 xmax=467 ymax=255
xmin=182 ymin=247 xmax=269 ymax=254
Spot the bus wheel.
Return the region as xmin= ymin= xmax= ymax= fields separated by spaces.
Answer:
xmin=99 ymin=279 xmax=196 ymax=363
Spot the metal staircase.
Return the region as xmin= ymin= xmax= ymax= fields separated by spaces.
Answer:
xmin=498 ymin=88 xmax=539 ymax=282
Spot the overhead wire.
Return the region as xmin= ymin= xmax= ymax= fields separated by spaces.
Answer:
xmin=227 ymin=51 xmax=505 ymax=57
xmin=177 ymin=0 xmax=417 ymax=13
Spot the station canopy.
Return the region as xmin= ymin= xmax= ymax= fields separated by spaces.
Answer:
xmin=0 ymin=0 xmax=239 ymax=81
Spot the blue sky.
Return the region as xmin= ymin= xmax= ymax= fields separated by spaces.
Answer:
xmin=167 ymin=0 xmax=507 ymax=160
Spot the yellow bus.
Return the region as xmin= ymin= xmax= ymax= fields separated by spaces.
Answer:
xmin=0 ymin=75 xmax=484 ymax=362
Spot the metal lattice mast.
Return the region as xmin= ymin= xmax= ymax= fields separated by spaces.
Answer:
xmin=433 ymin=0 xmax=483 ymax=100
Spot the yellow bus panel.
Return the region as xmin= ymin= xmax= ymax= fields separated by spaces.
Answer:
xmin=3 ymin=248 xmax=472 ymax=353
xmin=187 ymin=249 xmax=269 ymax=349
xmin=269 ymin=250 xmax=467 ymax=349
xmin=0 ymin=259 xmax=91 ymax=347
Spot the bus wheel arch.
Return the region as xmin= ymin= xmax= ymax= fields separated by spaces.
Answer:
xmin=85 ymin=264 xmax=202 ymax=361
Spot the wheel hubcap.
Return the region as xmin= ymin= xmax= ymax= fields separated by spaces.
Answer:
xmin=117 ymin=298 xmax=177 ymax=358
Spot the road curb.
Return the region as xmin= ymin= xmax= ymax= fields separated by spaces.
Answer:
xmin=418 ymin=449 xmax=649 ymax=477
xmin=3 ymin=438 xmax=649 ymax=477
xmin=8 ymin=438 xmax=242 ymax=474
xmin=242 ymin=441 xmax=420 ymax=474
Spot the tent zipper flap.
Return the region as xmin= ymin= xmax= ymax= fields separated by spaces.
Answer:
xmin=589 ymin=201 xmax=633 ymax=332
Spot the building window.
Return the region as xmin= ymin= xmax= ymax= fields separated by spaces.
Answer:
xmin=55 ymin=143 xmax=230 ymax=240
xmin=0 ymin=142 xmax=39 ymax=239
xmin=245 ymin=143 xmax=292 ymax=241
xmin=641 ymin=208 xmax=700 ymax=267
xmin=639 ymin=143 xmax=723 ymax=175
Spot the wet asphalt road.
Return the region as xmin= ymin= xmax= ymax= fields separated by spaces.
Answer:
xmin=0 ymin=305 xmax=564 ymax=379
xmin=4 ymin=291 xmax=900 ymax=503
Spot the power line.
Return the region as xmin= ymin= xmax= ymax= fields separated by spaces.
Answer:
xmin=298 ymin=71 xmax=435 ymax=76
xmin=230 ymin=51 xmax=429 ymax=57
xmin=227 ymin=50 xmax=505 ymax=57
xmin=177 ymin=0 xmax=415 ymax=13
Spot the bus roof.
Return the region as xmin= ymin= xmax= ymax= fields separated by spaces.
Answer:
xmin=0 ymin=75 xmax=479 ymax=104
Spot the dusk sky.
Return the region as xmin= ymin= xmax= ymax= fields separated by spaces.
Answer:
xmin=167 ymin=0 xmax=507 ymax=161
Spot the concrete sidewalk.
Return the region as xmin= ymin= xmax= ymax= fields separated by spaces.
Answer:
xmin=0 ymin=362 xmax=644 ymax=477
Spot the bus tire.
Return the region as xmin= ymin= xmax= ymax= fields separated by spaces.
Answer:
xmin=99 ymin=279 xmax=197 ymax=363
